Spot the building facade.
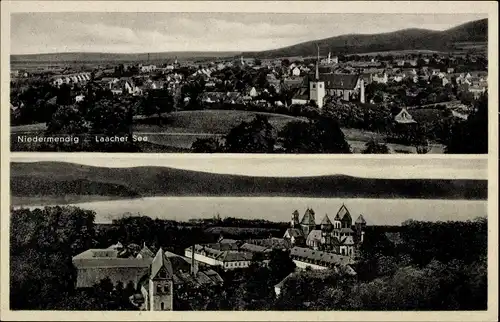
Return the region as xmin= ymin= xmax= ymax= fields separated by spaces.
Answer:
xmin=283 ymin=205 xmax=366 ymax=259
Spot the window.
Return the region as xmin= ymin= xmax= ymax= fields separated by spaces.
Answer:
xmin=156 ymin=285 xmax=161 ymax=293
xmin=160 ymin=302 xmax=165 ymax=310
xmin=163 ymin=285 xmax=169 ymax=293
xmin=319 ymin=84 xmax=322 ymax=88
xmin=312 ymin=84 xmax=316 ymax=89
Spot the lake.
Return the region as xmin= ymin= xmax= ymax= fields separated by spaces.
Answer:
xmin=15 ymin=197 xmax=488 ymax=225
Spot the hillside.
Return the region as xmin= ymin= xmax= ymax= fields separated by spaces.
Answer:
xmin=10 ymin=162 xmax=487 ymax=202
xmin=247 ymin=18 xmax=488 ymax=58
xmin=10 ymin=51 xmax=241 ymax=63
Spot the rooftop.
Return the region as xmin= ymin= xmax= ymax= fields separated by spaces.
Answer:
xmin=290 ymin=246 xmax=355 ymax=266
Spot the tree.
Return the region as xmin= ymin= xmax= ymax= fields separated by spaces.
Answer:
xmin=181 ymin=81 xmax=204 ymax=110
xmin=267 ymin=250 xmax=296 ymax=284
xmin=446 ymin=93 xmax=487 ymax=153
xmin=10 ymin=206 xmax=96 ymax=310
xmin=56 ymin=83 xmax=73 ymax=106
xmin=191 ymin=137 xmax=225 ymax=153
xmin=224 ymin=115 xmax=277 ymax=153
xmin=46 ymin=105 xmax=88 ymax=135
xmin=362 ymin=139 xmax=389 ymax=154
xmin=142 ymin=87 xmax=175 ymax=123
xmin=281 ymin=59 xmax=290 ymax=68
xmin=278 ymin=117 xmax=351 ymax=153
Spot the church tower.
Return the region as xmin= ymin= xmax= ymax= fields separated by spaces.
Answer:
xmin=320 ymin=214 xmax=333 ymax=249
xmin=309 ymin=44 xmax=325 ymax=109
xmin=337 ymin=204 xmax=352 ymax=229
xmin=291 ymin=210 xmax=300 ymax=228
xmin=332 ymin=212 xmax=342 ymax=240
xmin=355 ymin=214 xmax=367 ymax=243
xmin=359 ymin=78 xmax=366 ymax=103
xmin=300 ymin=208 xmax=316 ymax=237
xmin=148 ymin=248 xmax=174 ymax=311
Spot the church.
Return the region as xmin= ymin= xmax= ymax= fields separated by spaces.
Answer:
xmin=283 ymin=205 xmax=366 ymax=258
xmin=291 ymin=54 xmax=365 ymax=108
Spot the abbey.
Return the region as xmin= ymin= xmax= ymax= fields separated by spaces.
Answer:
xmin=283 ymin=204 xmax=366 ymax=258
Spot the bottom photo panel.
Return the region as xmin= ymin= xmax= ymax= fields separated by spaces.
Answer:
xmin=9 ymin=155 xmax=488 ymax=312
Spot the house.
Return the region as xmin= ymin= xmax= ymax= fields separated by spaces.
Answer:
xmin=72 ymin=246 xmax=152 ymax=289
xmin=469 ymin=84 xmax=487 ymax=99
xmin=184 ymin=243 xmax=253 ymax=271
xmin=291 ymin=67 xmax=301 ymax=76
xmin=205 ymin=81 xmax=216 ymax=88
xmin=247 ymin=87 xmax=258 ymax=98
xmin=391 ymin=74 xmax=405 ymax=83
xmin=200 ymin=92 xmax=226 ymax=104
xmin=73 ymin=244 xmax=223 ymax=311
xmin=75 ymin=95 xmax=85 ymax=103
xmin=320 ymin=52 xmax=338 ymax=65
xmin=372 ymin=72 xmax=388 ymax=84
xmin=283 ymin=77 xmax=304 ymax=89
xmin=394 ymin=108 xmax=417 ymax=124
xmin=223 ymin=92 xmax=244 ymax=105
xmin=408 ymin=60 xmax=418 ymax=67
xmin=51 ymin=72 xmax=91 ymax=87
xmin=244 ymin=238 xmax=291 ymax=251
xmin=140 ymin=65 xmax=157 ymax=73
xmin=110 ymin=84 xmax=124 ymax=95
xmin=431 ymin=69 xmax=441 ymax=76
xmin=289 ymin=247 xmax=357 ymax=272
xmin=274 ymin=272 xmax=295 ymax=297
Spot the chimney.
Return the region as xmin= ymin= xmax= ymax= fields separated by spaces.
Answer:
xmin=190 ymin=245 xmax=198 ymax=276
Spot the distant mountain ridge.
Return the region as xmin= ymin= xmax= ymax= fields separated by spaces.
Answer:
xmin=247 ymin=18 xmax=488 ymax=58
xmin=10 ymin=162 xmax=487 ymax=203
xmin=10 ymin=51 xmax=242 ymax=63
xmin=10 ymin=19 xmax=487 ymax=63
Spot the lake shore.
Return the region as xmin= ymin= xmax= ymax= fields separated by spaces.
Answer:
xmin=11 ymin=196 xmax=488 ymax=226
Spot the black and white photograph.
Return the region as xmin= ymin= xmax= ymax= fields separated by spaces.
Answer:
xmin=9 ymin=10 xmax=488 ymax=153
xmin=8 ymin=155 xmax=488 ymax=311
xmin=1 ymin=1 xmax=498 ymax=321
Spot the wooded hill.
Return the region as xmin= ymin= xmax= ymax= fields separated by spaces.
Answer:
xmin=11 ymin=161 xmax=487 ymax=201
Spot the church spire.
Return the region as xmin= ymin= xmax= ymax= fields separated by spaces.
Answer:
xmin=315 ymin=44 xmax=320 ymax=80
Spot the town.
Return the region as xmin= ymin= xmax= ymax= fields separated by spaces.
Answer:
xmin=11 ymin=47 xmax=488 ymax=153
xmin=71 ymin=205 xmax=364 ymax=310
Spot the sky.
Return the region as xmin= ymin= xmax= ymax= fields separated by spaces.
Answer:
xmin=10 ymin=12 xmax=488 ymax=54
xmin=11 ymin=155 xmax=488 ymax=180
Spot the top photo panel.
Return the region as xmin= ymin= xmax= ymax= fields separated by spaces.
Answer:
xmin=10 ymin=12 xmax=489 ymax=154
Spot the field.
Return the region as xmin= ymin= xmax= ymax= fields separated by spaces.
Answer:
xmin=10 ymin=109 xmax=434 ymax=153
xmin=135 ymin=110 xmax=305 ymax=134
